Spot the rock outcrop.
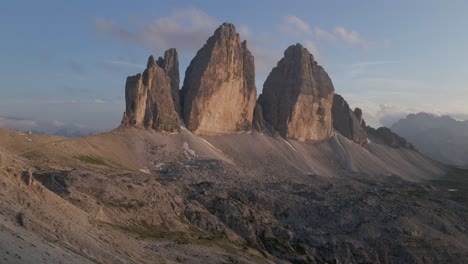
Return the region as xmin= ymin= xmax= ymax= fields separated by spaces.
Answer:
xmin=259 ymin=44 xmax=334 ymax=141
xmin=157 ymin=48 xmax=181 ymax=117
xmin=332 ymin=94 xmax=368 ymax=145
xmin=121 ymin=49 xmax=181 ymax=132
xmin=180 ymin=23 xmax=256 ymax=135
xmin=366 ymin=126 xmax=415 ymax=150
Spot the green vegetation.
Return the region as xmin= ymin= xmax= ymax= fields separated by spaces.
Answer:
xmin=115 ymin=225 xmax=193 ymax=243
xmin=75 ymin=155 xmax=109 ymax=167
xmin=105 ymin=222 xmax=264 ymax=258
xmin=21 ymin=151 xmax=44 ymax=160
xmin=105 ymin=221 xmax=216 ymax=245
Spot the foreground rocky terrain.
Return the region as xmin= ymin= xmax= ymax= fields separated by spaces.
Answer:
xmin=0 ymin=127 xmax=467 ymax=263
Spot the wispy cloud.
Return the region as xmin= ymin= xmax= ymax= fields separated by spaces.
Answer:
xmin=98 ymin=60 xmax=145 ymax=72
xmin=349 ymin=60 xmax=399 ymax=67
xmin=314 ymin=27 xmax=335 ymax=41
xmin=304 ymin=40 xmax=322 ymax=61
xmin=279 ymin=15 xmax=312 ymax=36
xmin=279 ymin=16 xmax=379 ymax=51
xmin=94 ymin=8 xmax=219 ymax=53
xmin=333 ymin=27 xmax=377 ymax=49
xmin=278 ymin=16 xmax=323 ymax=60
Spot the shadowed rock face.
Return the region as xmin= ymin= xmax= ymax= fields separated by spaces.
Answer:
xmin=252 ymin=101 xmax=264 ymax=132
xmin=121 ymin=50 xmax=181 ymax=132
xmin=332 ymin=94 xmax=368 ymax=145
xmin=366 ymin=126 xmax=415 ymax=150
xmin=157 ymin=48 xmax=181 ymax=117
xmin=260 ymin=44 xmax=334 ymax=141
xmin=180 ymin=23 xmax=256 ymax=135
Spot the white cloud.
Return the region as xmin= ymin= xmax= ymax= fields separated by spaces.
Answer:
xmin=94 ymin=99 xmax=106 ymax=104
xmin=279 ymin=15 xmax=312 ymax=36
xmin=349 ymin=61 xmax=399 ymax=67
xmin=98 ymin=60 xmax=145 ymax=72
xmin=304 ymin=40 xmax=322 ymax=62
xmin=314 ymin=27 xmax=335 ymax=41
xmin=94 ymin=8 xmax=219 ymax=53
xmin=333 ymin=27 xmax=377 ymax=49
xmin=278 ymin=16 xmax=379 ymax=65
xmin=238 ymin=25 xmax=252 ymax=39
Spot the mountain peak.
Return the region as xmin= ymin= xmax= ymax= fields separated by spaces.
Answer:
xmin=121 ymin=48 xmax=181 ymax=132
xmin=180 ymin=23 xmax=256 ymax=135
xmin=259 ymin=44 xmax=334 ymax=141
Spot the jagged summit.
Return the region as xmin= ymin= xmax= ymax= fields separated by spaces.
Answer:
xmin=180 ymin=22 xmax=256 ymax=135
xmin=121 ymin=48 xmax=181 ymax=132
xmin=259 ymin=43 xmax=334 ymax=141
xmin=118 ymin=22 xmax=415 ymax=151
xmin=332 ymin=94 xmax=368 ymax=145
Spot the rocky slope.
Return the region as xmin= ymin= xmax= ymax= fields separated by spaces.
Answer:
xmin=180 ymin=23 xmax=256 ymax=135
xmin=1 ymin=127 xmax=467 ymax=264
xmin=121 ymin=49 xmax=181 ymax=132
xmin=259 ymin=44 xmax=334 ymax=141
xmin=332 ymin=94 xmax=367 ymax=145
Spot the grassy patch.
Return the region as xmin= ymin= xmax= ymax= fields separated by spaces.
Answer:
xmin=107 ymin=224 xmax=210 ymax=245
xmin=22 ymin=151 xmax=44 ymax=160
xmin=75 ymin=155 xmax=110 ymax=167
xmin=116 ymin=225 xmax=191 ymax=242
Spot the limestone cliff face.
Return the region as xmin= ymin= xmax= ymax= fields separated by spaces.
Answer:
xmin=157 ymin=48 xmax=181 ymax=117
xmin=121 ymin=50 xmax=181 ymax=132
xmin=332 ymin=94 xmax=368 ymax=145
xmin=180 ymin=23 xmax=257 ymax=135
xmin=260 ymin=44 xmax=334 ymax=141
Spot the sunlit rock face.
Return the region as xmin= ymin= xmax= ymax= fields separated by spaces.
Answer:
xmin=121 ymin=49 xmax=181 ymax=132
xmin=180 ymin=23 xmax=256 ymax=135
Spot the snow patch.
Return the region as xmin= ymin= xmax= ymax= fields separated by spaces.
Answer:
xmin=183 ymin=142 xmax=197 ymax=160
xmin=199 ymin=138 xmax=224 ymax=154
xmin=281 ymin=138 xmax=298 ymax=153
xmin=139 ymin=168 xmax=150 ymax=174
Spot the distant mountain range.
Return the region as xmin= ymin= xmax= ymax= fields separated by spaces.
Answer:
xmin=391 ymin=112 xmax=468 ymax=167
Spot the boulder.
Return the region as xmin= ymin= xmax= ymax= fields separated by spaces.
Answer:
xmin=180 ymin=23 xmax=257 ymax=135
xmin=260 ymin=44 xmax=334 ymax=141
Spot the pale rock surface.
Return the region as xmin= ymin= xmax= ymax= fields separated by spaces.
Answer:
xmin=181 ymin=23 xmax=256 ymax=135
xmin=260 ymin=44 xmax=334 ymax=141
xmin=122 ymin=49 xmax=181 ymax=132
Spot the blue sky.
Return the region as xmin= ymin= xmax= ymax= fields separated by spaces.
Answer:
xmin=1 ymin=0 xmax=467 ymax=134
